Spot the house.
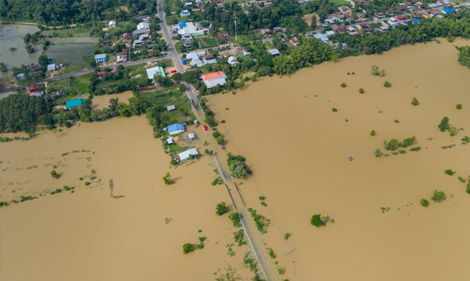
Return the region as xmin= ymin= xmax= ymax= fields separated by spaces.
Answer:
xmin=65 ymin=98 xmax=85 ymax=109
xmin=347 ymin=26 xmax=358 ymax=35
xmin=185 ymin=2 xmax=193 ymax=7
xmin=188 ymin=133 xmax=195 ymax=139
xmin=180 ymin=10 xmax=191 ymax=17
xmin=94 ymin=54 xmax=107 ymax=63
xmin=228 ymin=56 xmax=238 ymax=66
xmin=132 ymin=39 xmax=144 ymax=48
xmin=16 ymin=73 xmax=25 ymax=80
xmin=167 ymin=137 xmax=174 ymax=145
xmin=203 ymin=54 xmax=217 ymax=64
xmin=116 ymin=55 xmax=127 ymax=63
xmin=267 ymin=49 xmax=280 ymax=56
xmin=338 ymin=6 xmax=351 ymax=16
xmin=167 ymin=105 xmax=176 ymax=111
xmin=50 ymin=91 xmax=63 ymax=98
xmin=146 ymin=66 xmax=166 ymax=81
xmin=273 ymin=27 xmax=285 ymax=33
xmin=179 ymin=148 xmax=199 ymax=161
xmin=388 ymin=17 xmax=400 ymax=26
xmin=290 ymin=37 xmax=300 ymax=46
xmin=325 ymin=30 xmax=335 ymax=37
xmin=217 ymin=33 xmax=229 ymax=41
xmin=314 ymin=33 xmax=329 ymax=43
xmin=120 ymin=32 xmax=132 ymax=40
xmin=47 ymin=64 xmax=58 ymax=71
xmin=336 ymin=26 xmax=346 ymax=33
xmin=177 ymin=22 xmax=207 ymax=36
xmin=109 ymin=20 xmax=117 ymax=28
xmin=260 ymin=29 xmax=272 ymax=35
xmin=132 ymin=28 xmax=150 ymax=37
xmin=443 ymin=7 xmax=454 ymax=13
xmin=27 ymin=85 xmax=43 ymax=97
xmin=137 ymin=22 xmax=150 ymax=30
xmin=201 ymin=71 xmax=227 ymax=88
xmin=167 ymin=123 xmax=186 ymax=135
xmin=181 ymin=33 xmax=192 ymax=41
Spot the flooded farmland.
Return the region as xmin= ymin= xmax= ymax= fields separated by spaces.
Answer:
xmin=208 ymin=39 xmax=470 ymax=281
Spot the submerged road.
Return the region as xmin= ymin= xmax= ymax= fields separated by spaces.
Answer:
xmin=156 ymin=1 xmax=278 ymax=280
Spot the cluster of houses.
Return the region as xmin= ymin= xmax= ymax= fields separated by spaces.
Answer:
xmin=27 ymin=84 xmax=85 ymax=110
xmin=165 ymin=122 xmax=200 ymax=162
xmin=146 ymin=66 xmax=166 ymax=83
xmin=172 ymin=21 xmax=208 ymax=48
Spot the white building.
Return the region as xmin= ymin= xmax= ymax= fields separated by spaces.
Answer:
xmin=146 ymin=66 xmax=166 ymax=81
xmin=177 ymin=22 xmax=207 ymax=36
xmin=228 ymin=56 xmax=238 ymax=66
xmin=267 ymin=49 xmax=280 ymax=56
xmin=109 ymin=20 xmax=117 ymax=28
xmin=180 ymin=10 xmax=191 ymax=17
xmin=201 ymin=71 xmax=226 ymax=89
xmin=179 ymin=148 xmax=199 ymax=161
xmin=167 ymin=105 xmax=176 ymax=111
xmin=137 ymin=22 xmax=150 ymax=30
xmin=47 ymin=64 xmax=58 ymax=71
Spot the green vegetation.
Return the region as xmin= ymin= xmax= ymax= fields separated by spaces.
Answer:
xmin=163 ymin=172 xmax=173 ymax=185
xmin=374 ymin=148 xmax=382 ymax=157
xmin=212 ymin=131 xmax=225 ymax=145
xmin=284 ymin=233 xmax=291 ymax=240
xmin=394 ymin=119 xmax=400 ymax=123
xmin=431 ymin=190 xmax=447 ymax=203
xmin=198 ymin=237 xmax=207 ymax=249
xmin=267 ymin=248 xmax=277 ymax=259
xmin=384 ymin=81 xmax=392 ymax=88
xmin=234 ymin=229 xmax=247 ymax=246
xmin=340 ymin=83 xmax=347 ymax=88
xmin=458 ymin=177 xmax=466 ymax=183
xmin=410 ymin=146 xmax=422 ymax=152
xmin=359 ymin=88 xmax=365 ymax=94
xmin=411 ymin=97 xmax=419 ymax=106
xmin=383 ymin=136 xmax=416 ymax=151
xmin=371 ymin=65 xmax=386 ymax=77
xmin=420 ymin=199 xmax=430 ymax=207
xmin=227 ymin=153 xmax=251 ymax=179
xmin=0 ymin=63 xmax=7 ymax=72
xmin=51 ymin=170 xmax=61 ymax=179
xmin=462 ymin=136 xmax=470 ymax=145
xmin=247 ymin=208 xmax=271 ymax=234
xmin=370 ymin=130 xmax=376 ymax=136
xmin=310 ymin=214 xmax=327 ymax=228
xmin=438 ymin=116 xmax=450 ymax=132
xmin=457 ymin=45 xmax=470 ymax=68
xmin=332 ymin=108 xmax=338 ymax=112
xmin=0 ymin=94 xmax=49 ymax=133
xmin=277 ymin=266 xmax=286 ymax=275
xmin=444 ymin=169 xmax=455 ymax=176
xmin=182 ymin=243 xmax=195 ymax=254
xmin=456 ymin=104 xmax=463 ymax=110
xmin=199 ymin=98 xmax=217 ymax=127
xmin=211 ymin=177 xmax=224 ymax=186
xmin=216 ymin=202 xmax=229 ymax=216
xmin=229 ymin=212 xmax=242 ymax=227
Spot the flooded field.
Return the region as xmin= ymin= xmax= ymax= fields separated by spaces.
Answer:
xmin=208 ymin=40 xmax=470 ymax=281
xmin=0 ymin=116 xmax=252 ymax=281
xmin=0 ymin=24 xmax=42 ymax=75
xmin=46 ymin=37 xmax=98 ymax=66
xmin=92 ymin=91 xmax=134 ymax=110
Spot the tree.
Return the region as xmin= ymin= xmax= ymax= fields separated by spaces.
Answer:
xmin=51 ymin=170 xmax=61 ymax=178
xmin=431 ymin=190 xmax=446 ymax=203
xmin=438 ymin=116 xmax=450 ymax=132
xmin=420 ymin=199 xmax=429 ymax=207
xmin=163 ymin=172 xmax=173 ymax=185
xmin=216 ymin=202 xmax=229 ymax=216
xmin=374 ymin=148 xmax=382 ymax=157
xmin=411 ymin=97 xmax=419 ymax=106
xmin=229 ymin=212 xmax=242 ymax=227
xmin=182 ymin=243 xmax=195 ymax=254
xmin=359 ymin=88 xmax=365 ymax=94
xmin=383 ymin=138 xmax=399 ymax=150
xmin=383 ymin=81 xmax=392 ymax=88
xmin=311 ymin=214 xmax=327 ymax=228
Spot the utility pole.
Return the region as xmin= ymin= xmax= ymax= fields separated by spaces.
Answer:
xmin=234 ymin=12 xmax=237 ymax=42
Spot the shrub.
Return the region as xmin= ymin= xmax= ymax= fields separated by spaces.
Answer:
xmin=420 ymin=199 xmax=429 ymax=207
xmin=384 ymin=81 xmax=392 ymax=87
xmin=370 ymin=130 xmax=376 ymax=136
xmin=411 ymin=97 xmax=419 ymax=106
xmin=448 ymin=126 xmax=458 ymax=136
xmin=409 ymin=146 xmax=421 ymax=152
xmin=267 ymin=248 xmax=277 ymax=259
xmin=383 ymin=139 xmax=400 ymax=150
xmin=284 ymin=233 xmax=291 ymax=240
xmin=229 ymin=212 xmax=242 ymax=227
xmin=216 ymin=202 xmax=229 ymax=216
xmin=182 ymin=243 xmax=195 ymax=254
xmin=332 ymin=108 xmax=338 ymax=112
xmin=401 ymin=136 xmax=416 ymax=147
xmin=462 ymin=136 xmax=470 ymax=144
xmin=394 ymin=119 xmax=400 ymax=123
xmin=234 ymin=229 xmax=247 ymax=246
xmin=431 ymin=190 xmax=447 ymax=203
xmin=340 ymin=82 xmax=347 ymax=88
xmin=311 ymin=214 xmax=327 ymax=228
xmin=456 ymin=104 xmax=462 ymax=110
xmin=371 ymin=65 xmax=386 ymax=77
xmin=51 ymin=170 xmax=61 ymax=179
xmin=458 ymin=176 xmax=466 ymax=183
xmin=444 ymin=169 xmax=455 ymax=176
xmin=438 ymin=116 xmax=450 ymax=132
xmin=359 ymin=88 xmax=365 ymax=94
xmin=248 ymin=208 xmax=271 ymax=233
xmin=374 ymin=148 xmax=382 ymax=157
xmin=163 ymin=172 xmax=173 ymax=185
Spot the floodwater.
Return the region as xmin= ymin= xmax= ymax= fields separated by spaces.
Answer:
xmin=0 ymin=24 xmax=42 ymax=73
xmin=0 ymin=116 xmax=252 ymax=281
xmin=209 ymin=40 xmax=470 ymax=281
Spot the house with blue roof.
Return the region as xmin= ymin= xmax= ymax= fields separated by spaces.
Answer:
xmin=167 ymin=123 xmax=186 ymax=135
xmin=443 ymin=7 xmax=454 ymax=14
xmin=66 ymin=98 xmax=86 ymax=109
xmin=94 ymin=54 xmax=107 ymax=63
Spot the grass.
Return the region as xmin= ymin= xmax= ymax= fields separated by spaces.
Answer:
xmin=197 ymin=36 xmax=219 ymax=48
xmin=329 ymin=0 xmax=348 ymax=5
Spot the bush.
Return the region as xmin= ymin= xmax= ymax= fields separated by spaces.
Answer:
xmin=371 ymin=65 xmax=386 ymax=77
xmin=284 ymin=233 xmax=291 ymax=240
xmin=394 ymin=119 xmax=400 ymax=123
xmin=227 ymin=153 xmax=251 ymax=179
xmin=332 ymin=108 xmax=338 ymax=112
xmin=456 ymin=104 xmax=462 ymax=110
xmin=163 ymin=172 xmax=173 ymax=185
xmin=383 ymin=138 xmax=399 ymax=150
xmin=458 ymin=176 xmax=466 ymax=183
xmin=51 ymin=170 xmax=61 ymax=179
xmin=370 ymin=130 xmax=376 ymax=136
xmin=182 ymin=243 xmax=195 ymax=254
xmin=311 ymin=214 xmax=327 ymax=228
xmin=411 ymin=97 xmax=419 ymax=106
xmin=409 ymin=146 xmax=421 ymax=152
xmin=401 ymin=136 xmax=416 ymax=147
xmin=420 ymin=199 xmax=429 ymax=207
xmin=374 ymin=148 xmax=382 ymax=157
xmin=438 ymin=116 xmax=450 ymax=132
xmin=229 ymin=212 xmax=242 ymax=227
xmin=431 ymin=190 xmax=447 ymax=203
xmin=340 ymin=82 xmax=347 ymax=88
xmin=384 ymin=81 xmax=392 ymax=88
xmin=444 ymin=169 xmax=455 ymax=176
xmin=359 ymin=88 xmax=365 ymax=94
xmin=216 ymin=202 xmax=229 ymax=216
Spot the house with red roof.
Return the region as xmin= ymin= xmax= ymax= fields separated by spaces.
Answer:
xmin=201 ymin=71 xmax=226 ymax=89
xmin=27 ymin=85 xmax=44 ymax=97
